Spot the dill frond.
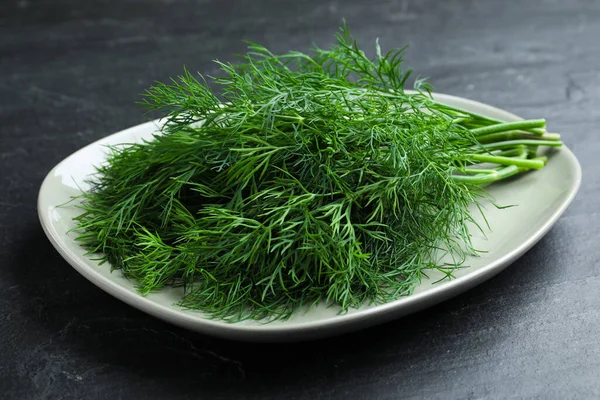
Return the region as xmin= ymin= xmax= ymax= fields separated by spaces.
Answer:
xmin=72 ymin=24 xmax=562 ymax=321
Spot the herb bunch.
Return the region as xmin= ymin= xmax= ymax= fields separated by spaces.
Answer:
xmin=73 ymin=25 xmax=562 ymax=321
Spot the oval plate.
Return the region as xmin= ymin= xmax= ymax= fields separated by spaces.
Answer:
xmin=38 ymin=93 xmax=581 ymax=342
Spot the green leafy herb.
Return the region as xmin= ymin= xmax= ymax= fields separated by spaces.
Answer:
xmin=72 ymin=24 xmax=562 ymax=321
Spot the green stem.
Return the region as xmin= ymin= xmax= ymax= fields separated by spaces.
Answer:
xmin=477 ymin=139 xmax=563 ymax=151
xmin=430 ymin=101 xmax=547 ymax=135
xmin=429 ymin=100 xmax=505 ymax=125
xmin=460 ymin=146 xmax=526 ymax=166
xmin=492 ymin=146 xmax=528 ymax=157
xmin=477 ymin=131 xmax=561 ymax=144
xmin=451 ymin=167 xmax=499 ymax=175
xmin=467 ymin=154 xmax=545 ymax=170
xmin=541 ymin=133 xmax=561 ymax=140
xmin=452 ymin=165 xmax=522 ymax=185
xmin=527 ymin=145 xmax=539 ymax=159
xmin=470 ymin=120 xmax=546 ymax=136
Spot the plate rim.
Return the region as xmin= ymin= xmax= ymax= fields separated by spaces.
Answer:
xmin=37 ymin=93 xmax=583 ymax=340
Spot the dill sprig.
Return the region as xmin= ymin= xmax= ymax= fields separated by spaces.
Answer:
xmin=72 ymin=24 xmax=562 ymax=321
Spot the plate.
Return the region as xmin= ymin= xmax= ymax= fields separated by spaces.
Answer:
xmin=38 ymin=93 xmax=581 ymax=342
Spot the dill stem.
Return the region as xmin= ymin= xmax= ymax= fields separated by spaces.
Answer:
xmin=470 ymin=119 xmax=546 ymax=136
xmin=492 ymin=146 xmax=527 ymax=157
xmin=467 ymin=154 xmax=545 ymax=170
xmin=452 ymin=165 xmax=522 ymax=185
xmin=429 ymin=100 xmax=504 ymax=123
xmin=476 ymin=131 xmax=561 ymax=144
xmin=477 ymin=139 xmax=563 ymax=151
xmin=429 ymin=100 xmax=546 ymax=135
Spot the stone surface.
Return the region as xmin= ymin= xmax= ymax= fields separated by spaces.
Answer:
xmin=1 ymin=0 xmax=599 ymax=398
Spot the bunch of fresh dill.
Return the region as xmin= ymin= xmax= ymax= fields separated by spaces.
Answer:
xmin=73 ymin=25 xmax=562 ymax=321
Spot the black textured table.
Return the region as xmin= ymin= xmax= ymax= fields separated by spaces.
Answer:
xmin=2 ymin=1 xmax=599 ymax=398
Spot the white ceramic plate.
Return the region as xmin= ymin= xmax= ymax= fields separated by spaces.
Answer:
xmin=38 ymin=93 xmax=581 ymax=342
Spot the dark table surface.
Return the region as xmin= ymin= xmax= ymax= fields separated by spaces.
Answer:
xmin=2 ymin=0 xmax=599 ymax=398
